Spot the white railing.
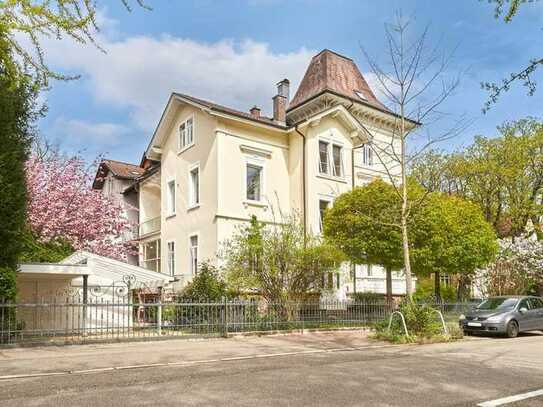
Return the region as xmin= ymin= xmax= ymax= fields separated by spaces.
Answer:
xmin=139 ymin=217 xmax=161 ymax=237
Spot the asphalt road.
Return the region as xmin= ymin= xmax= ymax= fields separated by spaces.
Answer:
xmin=1 ymin=331 xmax=542 ymax=406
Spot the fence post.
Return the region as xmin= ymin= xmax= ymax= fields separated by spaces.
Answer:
xmin=157 ymin=299 xmax=162 ymax=336
xmin=221 ymin=297 xmax=228 ymax=338
xmin=82 ymin=275 xmax=88 ymax=338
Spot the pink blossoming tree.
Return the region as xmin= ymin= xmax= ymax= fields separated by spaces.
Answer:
xmin=25 ymin=151 xmax=137 ymax=261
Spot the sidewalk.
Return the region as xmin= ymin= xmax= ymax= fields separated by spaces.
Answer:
xmin=0 ymin=330 xmax=384 ymax=379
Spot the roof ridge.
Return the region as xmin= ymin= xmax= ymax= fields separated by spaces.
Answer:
xmin=314 ymin=48 xmax=353 ymax=61
xmin=103 ymin=158 xmax=141 ymax=167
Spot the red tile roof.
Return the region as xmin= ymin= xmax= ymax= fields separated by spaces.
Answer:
xmin=92 ymin=159 xmax=144 ymax=190
xmin=174 ymin=93 xmax=288 ymax=130
xmin=288 ymin=49 xmax=387 ymax=112
xmin=102 ymin=159 xmax=144 ymax=179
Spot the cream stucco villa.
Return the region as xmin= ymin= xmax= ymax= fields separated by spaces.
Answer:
xmin=94 ymin=49 xmax=416 ymax=297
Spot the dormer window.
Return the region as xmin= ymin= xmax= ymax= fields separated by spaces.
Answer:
xmin=355 ymin=90 xmax=367 ymax=101
xmin=178 ymin=117 xmax=194 ymax=151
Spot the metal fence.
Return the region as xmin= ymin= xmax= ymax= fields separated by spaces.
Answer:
xmin=0 ymin=299 xmax=473 ymax=346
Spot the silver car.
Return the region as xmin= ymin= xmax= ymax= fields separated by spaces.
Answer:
xmin=459 ymin=296 xmax=543 ymax=338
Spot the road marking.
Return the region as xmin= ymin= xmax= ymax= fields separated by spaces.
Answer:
xmin=0 ymin=343 xmax=398 ymax=381
xmin=478 ymin=389 xmax=543 ymax=406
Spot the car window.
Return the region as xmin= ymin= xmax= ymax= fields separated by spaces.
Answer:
xmin=477 ymin=298 xmax=519 ymax=310
xmin=529 ymin=298 xmax=543 ymax=309
xmin=519 ymin=299 xmax=530 ymax=310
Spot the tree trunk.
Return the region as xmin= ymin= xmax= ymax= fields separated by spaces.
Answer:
xmin=352 ymin=263 xmax=357 ymax=294
xmin=386 ymin=266 xmax=393 ymax=304
xmin=400 ymin=111 xmax=413 ymax=300
xmin=434 ymin=271 xmax=441 ymax=303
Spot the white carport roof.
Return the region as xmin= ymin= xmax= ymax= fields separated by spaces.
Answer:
xmin=18 ymin=263 xmax=89 ymax=279
xmin=60 ymin=251 xmax=174 ymax=288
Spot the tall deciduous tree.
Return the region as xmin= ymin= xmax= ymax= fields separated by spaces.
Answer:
xmin=411 ymin=119 xmax=543 ymax=240
xmin=411 ymin=194 xmax=497 ymax=301
xmin=25 ymin=151 xmax=135 ymax=260
xmin=357 ymin=14 xmax=468 ymax=299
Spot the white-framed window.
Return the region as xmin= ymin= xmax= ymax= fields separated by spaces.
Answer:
xmin=361 ymin=144 xmax=374 ymax=166
xmin=246 ymin=162 xmax=264 ymax=202
xmin=318 ymin=139 xmax=344 ymax=177
xmin=367 ymin=264 xmax=373 ymax=277
xmin=178 ymin=116 xmax=194 ymax=151
xmin=189 ymin=164 xmax=200 ymax=208
xmin=440 ymin=273 xmax=451 ymax=286
xmin=166 ymin=179 xmax=176 ymax=216
xmin=189 ymin=234 xmax=199 ymax=276
xmin=355 ymin=90 xmax=368 ymax=101
xmin=332 ymin=144 xmax=343 ymax=177
xmin=318 ymin=199 xmax=331 ymax=232
xmin=167 ymin=241 xmax=175 ymax=276
xmin=319 ymin=140 xmax=329 ymax=174
xmin=142 ymin=239 xmax=161 ymax=273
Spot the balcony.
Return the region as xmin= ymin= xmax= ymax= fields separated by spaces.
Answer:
xmin=139 ymin=216 xmax=161 ymax=237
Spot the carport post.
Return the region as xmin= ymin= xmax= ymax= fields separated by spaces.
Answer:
xmin=82 ymin=274 xmax=88 ymax=336
xmin=156 ymin=287 xmax=162 ymax=336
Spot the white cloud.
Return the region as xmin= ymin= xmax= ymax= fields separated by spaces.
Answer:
xmin=53 ymin=117 xmax=131 ymax=146
xmin=41 ymin=18 xmax=315 ymax=131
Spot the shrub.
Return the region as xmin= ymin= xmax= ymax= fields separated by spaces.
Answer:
xmin=177 ymin=262 xmax=230 ymax=302
xmin=374 ymin=301 xmax=459 ymax=344
xmin=400 ymin=301 xmax=443 ymax=337
xmin=413 ymin=278 xmax=456 ymax=303
xmin=351 ymin=292 xmax=386 ymax=303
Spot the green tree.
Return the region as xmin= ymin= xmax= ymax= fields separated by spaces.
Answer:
xmin=0 ymin=62 xmax=41 ymax=300
xmin=224 ymin=215 xmax=343 ymax=306
xmin=411 ymin=119 xmax=543 ymax=240
xmin=323 ymin=179 xmax=405 ymax=302
xmin=411 ymin=194 xmax=498 ymax=301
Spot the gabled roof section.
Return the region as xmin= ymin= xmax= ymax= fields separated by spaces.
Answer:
xmin=288 ymin=49 xmax=387 ymax=112
xmin=174 ymin=93 xmax=287 ymax=130
xmin=145 ymin=92 xmax=289 ymax=160
xmin=92 ymin=159 xmax=144 ymax=190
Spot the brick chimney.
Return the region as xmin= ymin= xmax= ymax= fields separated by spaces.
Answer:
xmin=273 ymin=78 xmax=290 ymax=124
xmin=250 ymin=105 xmax=261 ymax=118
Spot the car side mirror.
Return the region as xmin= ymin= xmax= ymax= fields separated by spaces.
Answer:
xmin=519 ymin=307 xmax=528 ymax=314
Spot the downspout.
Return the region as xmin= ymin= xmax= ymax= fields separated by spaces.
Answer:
xmin=347 ymin=102 xmax=366 ymax=294
xmin=294 ymin=125 xmax=307 ymax=244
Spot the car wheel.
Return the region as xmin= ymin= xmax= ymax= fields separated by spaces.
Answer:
xmin=506 ymin=321 xmax=519 ymax=338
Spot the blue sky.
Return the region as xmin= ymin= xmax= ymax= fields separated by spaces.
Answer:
xmin=38 ymin=0 xmax=543 ymax=164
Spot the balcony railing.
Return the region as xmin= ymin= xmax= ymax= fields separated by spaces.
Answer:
xmin=139 ymin=216 xmax=161 ymax=237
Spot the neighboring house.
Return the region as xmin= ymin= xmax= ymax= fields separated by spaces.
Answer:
xmin=106 ymin=49 xmax=417 ymax=296
xmin=92 ymin=159 xmax=144 ymax=265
